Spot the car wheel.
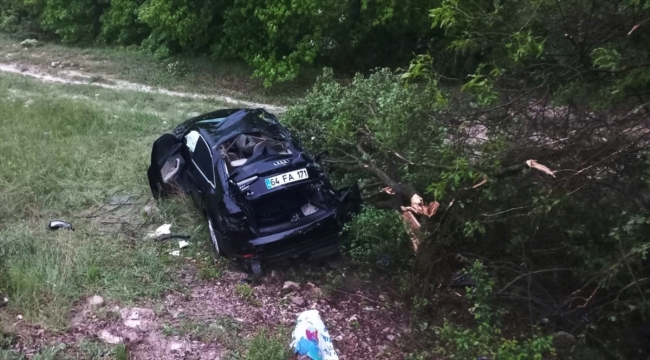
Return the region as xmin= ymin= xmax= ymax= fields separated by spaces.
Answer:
xmin=207 ymin=217 xmax=224 ymax=257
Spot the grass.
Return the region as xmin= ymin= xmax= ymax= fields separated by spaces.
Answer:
xmin=234 ymin=283 xmax=261 ymax=307
xmin=0 ymin=72 xmax=228 ymax=330
xmin=162 ymin=315 xmax=243 ymax=347
xmin=76 ymin=340 xmax=128 ymax=360
xmin=0 ymin=34 xmax=316 ymax=105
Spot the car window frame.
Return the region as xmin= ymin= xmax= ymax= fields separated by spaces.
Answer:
xmin=190 ymin=134 xmax=216 ymax=189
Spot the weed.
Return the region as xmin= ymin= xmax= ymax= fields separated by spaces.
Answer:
xmin=78 ymin=339 xmax=127 ymax=360
xmin=244 ymin=328 xmax=290 ymax=360
xmin=0 ymin=344 xmax=65 ymax=360
xmin=235 ymin=283 xmax=254 ymax=299
xmin=114 ymin=344 xmax=128 ymax=360
xmin=162 ymin=315 xmax=243 ymax=348
xmin=198 ymin=265 xmax=221 ymax=280
xmin=234 ymin=283 xmax=261 ymax=307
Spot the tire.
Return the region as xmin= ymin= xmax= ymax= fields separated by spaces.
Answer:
xmin=207 ymin=217 xmax=224 ymax=258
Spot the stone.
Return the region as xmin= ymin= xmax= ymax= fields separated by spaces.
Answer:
xmin=170 ymin=342 xmax=183 ymax=351
xmin=291 ymin=296 xmax=305 ymax=306
xmin=283 ymin=281 xmax=300 ymax=291
xmin=387 ymin=334 xmax=396 ymax=341
xmin=99 ymin=330 xmax=123 ymax=344
xmin=89 ymin=295 xmax=104 ymax=307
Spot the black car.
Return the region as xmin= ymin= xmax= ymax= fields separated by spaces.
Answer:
xmin=147 ymin=108 xmax=360 ymax=276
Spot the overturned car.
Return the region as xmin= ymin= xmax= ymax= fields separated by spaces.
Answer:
xmin=147 ymin=108 xmax=360 ymax=275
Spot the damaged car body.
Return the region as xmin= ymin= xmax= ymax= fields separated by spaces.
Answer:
xmin=147 ymin=108 xmax=361 ymax=275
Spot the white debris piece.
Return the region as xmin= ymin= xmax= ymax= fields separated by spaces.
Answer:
xmin=178 ymin=240 xmax=190 ymax=249
xmin=291 ymin=310 xmax=339 ymax=360
xmin=147 ymin=224 xmax=172 ymax=239
xmin=169 ymin=250 xmax=180 ymax=256
xmin=301 ymin=203 xmax=319 ymax=216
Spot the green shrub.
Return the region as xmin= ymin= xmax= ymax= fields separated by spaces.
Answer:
xmin=244 ymin=328 xmax=289 ymax=360
xmin=342 ymin=206 xmax=411 ymax=264
xmin=436 ymin=261 xmax=555 ymax=360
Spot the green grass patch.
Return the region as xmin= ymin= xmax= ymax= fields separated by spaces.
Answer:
xmin=162 ymin=315 xmax=242 ymax=347
xmin=233 ymin=328 xmax=291 ymax=360
xmin=0 ymin=72 xmax=227 ymax=330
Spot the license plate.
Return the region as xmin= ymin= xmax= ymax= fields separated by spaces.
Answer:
xmin=265 ymin=169 xmax=309 ymax=189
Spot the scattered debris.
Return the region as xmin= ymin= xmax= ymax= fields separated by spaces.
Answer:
xmin=386 ymin=334 xmax=395 ymax=341
xmin=178 ymin=240 xmax=190 ymax=249
xmin=16 ymin=315 xmax=23 ymax=320
xmin=88 ymin=295 xmax=104 ymax=307
xmin=20 ymin=39 xmax=42 ymax=48
xmin=142 ymin=198 xmax=158 ymax=217
xmin=99 ymin=330 xmax=123 ymax=344
xmin=526 ymin=159 xmax=556 ymax=177
xmin=283 ymin=281 xmax=301 ymax=291
xmin=48 ymin=220 xmax=73 ymax=231
xmin=169 ymin=250 xmax=180 ymax=256
xmin=154 ymin=234 xmax=191 ymax=242
xmin=147 ymin=224 xmax=172 ymax=239
xmin=291 ymin=310 xmax=339 ymax=360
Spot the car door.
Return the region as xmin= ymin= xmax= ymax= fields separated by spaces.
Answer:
xmin=186 ymin=130 xmax=216 ymax=208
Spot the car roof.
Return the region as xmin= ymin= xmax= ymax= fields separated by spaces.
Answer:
xmin=173 ymin=108 xmax=293 ymax=148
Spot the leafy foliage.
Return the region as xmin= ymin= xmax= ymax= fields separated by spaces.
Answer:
xmin=342 ymin=206 xmax=411 ymax=264
xmin=437 ymin=261 xmax=555 ymax=359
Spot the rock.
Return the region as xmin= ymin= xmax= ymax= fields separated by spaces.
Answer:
xmin=16 ymin=315 xmax=23 ymax=320
xmin=283 ymin=281 xmax=300 ymax=291
xmin=305 ymin=282 xmax=323 ymax=298
xmin=170 ymin=342 xmax=183 ymax=351
xmin=99 ymin=330 xmax=123 ymax=344
xmin=89 ymin=295 xmax=104 ymax=307
xmin=120 ymin=307 xmax=155 ymax=330
xmin=124 ymin=319 xmax=142 ymax=328
xmin=142 ymin=199 xmax=158 ymax=217
xmin=50 ymin=61 xmax=60 ymax=68
xmin=291 ymin=296 xmax=305 ymax=306
xmin=553 ymin=331 xmax=577 ymax=349
xmin=386 ymin=334 xmax=396 ymax=341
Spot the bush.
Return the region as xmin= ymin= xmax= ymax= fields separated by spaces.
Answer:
xmin=436 ymin=261 xmax=555 ymax=360
xmin=342 ymin=206 xmax=411 ymax=265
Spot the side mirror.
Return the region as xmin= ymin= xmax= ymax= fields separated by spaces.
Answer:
xmin=314 ymin=150 xmax=329 ymax=162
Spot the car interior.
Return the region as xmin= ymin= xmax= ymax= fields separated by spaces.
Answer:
xmin=221 ymin=134 xmax=293 ymax=169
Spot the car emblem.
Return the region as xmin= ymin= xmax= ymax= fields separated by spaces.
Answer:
xmin=273 ymin=160 xmax=290 ymax=166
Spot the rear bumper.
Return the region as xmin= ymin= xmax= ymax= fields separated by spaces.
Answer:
xmin=243 ymin=211 xmax=341 ymax=262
